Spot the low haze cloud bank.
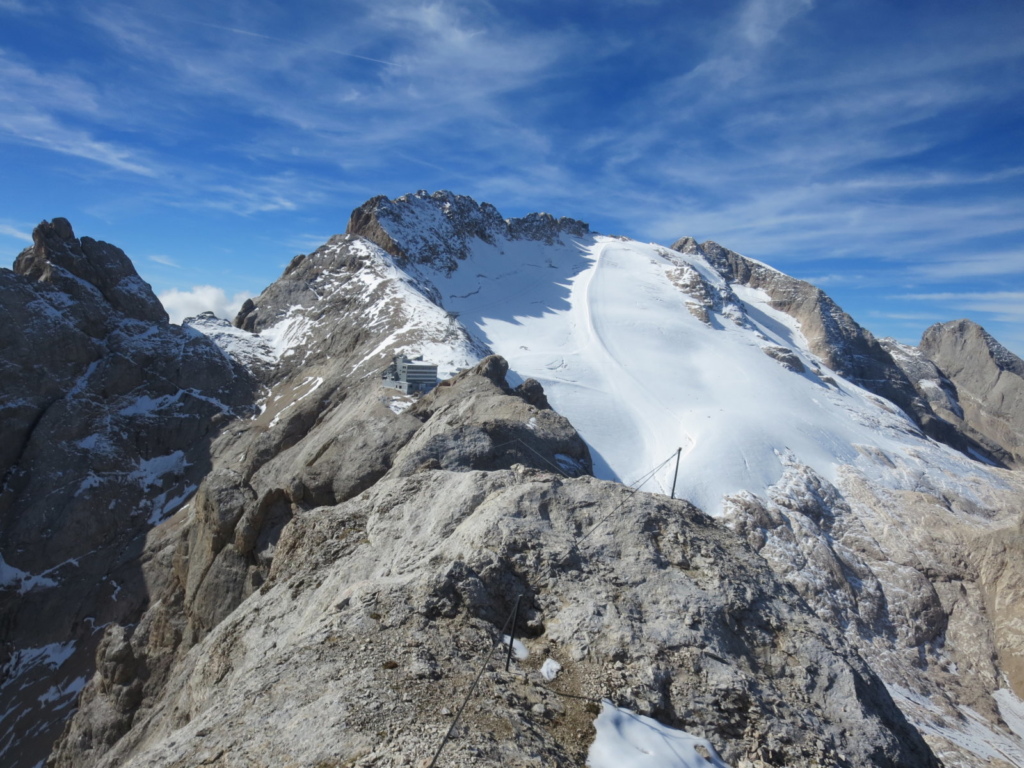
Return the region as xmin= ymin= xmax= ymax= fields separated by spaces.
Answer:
xmin=159 ymin=285 xmax=250 ymax=325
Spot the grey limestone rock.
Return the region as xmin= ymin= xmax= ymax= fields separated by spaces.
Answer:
xmin=14 ymin=217 xmax=167 ymax=325
xmin=51 ymin=357 xmax=937 ymax=768
xmin=760 ymin=344 xmax=805 ymax=372
xmin=920 ymin=319 xmax=1024 ymax=468
xmin=390 ymin=355 xmax=591 ymax=478
xmin=881 ymin=335 xmax=1007 ymax=465
xmin=0 ymin=220 xmax=258 ymax=768
xmin=969 ymin=520 xmax=1024 ymax=700
xmin=723 ymin=451 xmax=1024 ymax=766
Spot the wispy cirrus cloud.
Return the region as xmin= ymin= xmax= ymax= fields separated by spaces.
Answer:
xmin=909 ymin=252 xmax=1024 ymax=282
xmin=0 ymin=1 xmax=1020 ymax=354
xmin=895 ymin=291 xmax=1024 ymax=322
xmin=799 ymin=273 xmax=868 ymax=287
xmin=0 ymin=224 xmax=32 ymax=241
xmin=736 ymin=0 xmax=815 ymax=48
xmin=0 ymin=111 xmax=158 ymax=176
xmin=184 ymin=172 xmax=346 ymax=217
xmin=574 ymin=0 xmax=1024 ymax=255
xmin=0 ymin=49 xmax=157 ymax=175
xmin=635 ymin=187 xmax=1024 ymax=265
xmin=0 ymin=0 xmax=36 ymax=13
xmin=83 ymin=0 xmax=579 ymax=163
xmin=674 ymin=0 xmax=815 ymax=87
xmin=867 ymin=311 xmax=944 ymax=322
xmin=288 ymin=234 xmax=337 ymax=252
xmin=98 ymin=2 xmax=582 ymax=215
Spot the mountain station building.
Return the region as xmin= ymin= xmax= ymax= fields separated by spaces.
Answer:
xmin=382 ymin=354 xmax=438 ymax=394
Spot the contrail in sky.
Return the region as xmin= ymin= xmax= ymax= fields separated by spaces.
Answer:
xmin=190 ymin=19 xmax=399 ymax=68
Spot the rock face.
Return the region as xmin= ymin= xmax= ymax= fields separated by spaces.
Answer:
xmin=721 ymin=453 xmax=1024 ymax=766
xmin=12 ymin=217 xmax=168 ymax=326
xmin=879 ymin=322 xmax=1024 ymax=718
xmin=0 ymin=220 xmax=258 ymax=768
xmin=879 ymin=337 xmax=965 ymax=427
xmin=51 ymin=358 xmax=936 ymax=768
xmin=919 ymin=319 xmax=1024 ymax=468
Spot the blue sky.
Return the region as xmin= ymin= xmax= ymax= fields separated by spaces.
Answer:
xmin=1 ymin=0 xmax=1022 ymax=354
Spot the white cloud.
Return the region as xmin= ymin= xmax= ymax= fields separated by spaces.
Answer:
xmin=867 ymin=310 xmax=943 ymax=322
xmin=0 ymin=0 xmax=37 ymax=14
xmin=289 ymin=234 xmax=334 ymax=251
xmin=568 ymin=2 xmax=1024 ymax=273
xmin=0 ymin=49 xmax=159 ymax=175
xmin=676 ymin=0 xmax=815 ymax=87
xmin=898 ymin=291 xmax=1024 ymax=302
xmin=83 ymin=1 xmax=578 ymax=167
xmin=148 ymin=254 xmax=179 ymax=267
xmin=736 ymin=0 xmax=815 ymax=48
xmin=895 ymin=291 xmax=1024 ymax=321
xmin=798 ymin=273 xmax=866 ymax=287
xmin=0 ymin=50 xmax=100 ymax=114
xmin=910 ymin=252 xmax=1024 ymax=281
xmin=0 ymin=105 xmax=156 ymax=177
xmin=0 ymin=223 xmax=32 ymax=241
xmin=187 ymin=172 xmax=344 ymax=216
xmin=158 ymin=285 xmax=251 ymax=325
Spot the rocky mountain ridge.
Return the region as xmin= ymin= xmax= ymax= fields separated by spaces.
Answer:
xmin=2 ymin=194 xmax=1023 ymax=767
xmin=51 ymin=358 xmax=937 ymax=768
xmin=671 ymin=237 xmax=1001 ymax=465
xmin=348 ymin=189 xmax=589 ymax=274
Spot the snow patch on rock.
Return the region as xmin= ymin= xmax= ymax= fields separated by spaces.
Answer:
xmin=588 ymin=700 xmax=732 ymax=768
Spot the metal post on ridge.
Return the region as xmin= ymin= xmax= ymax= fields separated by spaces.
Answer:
xmin=504 ymin=594 xmax=522 ymax=672
xmin=426 ymin=594 xmax=526 ymax=768
xmin=670 ymin=447 xmax=682 ymax=499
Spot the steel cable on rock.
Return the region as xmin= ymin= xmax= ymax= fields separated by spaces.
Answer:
xmin=571 ymin=450 xmax=679 ymax=549
xmin=424 ymin=449 xmax=683 ymax=765
xmin=486 ymin=438 xmax=682 ymax=556
xmin=425 ymin=596 xmax=523 ymax=768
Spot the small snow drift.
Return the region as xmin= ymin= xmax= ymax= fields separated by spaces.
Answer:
xmin=540 ymin=658 xmax=562 ymax=681
xmin=588 ymin=700 xmax=732 ymax=768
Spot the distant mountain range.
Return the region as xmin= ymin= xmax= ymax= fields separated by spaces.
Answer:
xmin=3 ymin=191 xmax=1023 ymax=768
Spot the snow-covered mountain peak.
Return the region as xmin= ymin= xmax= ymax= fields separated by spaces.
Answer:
xmin=219 ymin=233 xmax=486 ymax=394
xmin=223 ymin=194 xmax=1009 ymax=516
xmin=177 ymin=190 xmax=1015 ymax=528
xmin=347 ymin=189 xmax=589 ymax=274
xmin=426 ymin=232 xmax=986 ymax=514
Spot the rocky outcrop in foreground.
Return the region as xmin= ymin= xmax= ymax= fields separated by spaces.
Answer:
xmin=52 ymin=358 xmax=936 ymax=768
